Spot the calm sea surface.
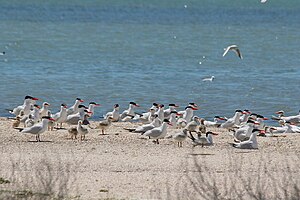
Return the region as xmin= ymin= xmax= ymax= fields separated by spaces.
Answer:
xmin=0 ymin=0 xmax=299 ymax=121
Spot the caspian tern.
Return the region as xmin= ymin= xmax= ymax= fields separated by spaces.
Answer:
xmin=155 ymin=104 xmax=165 ymax=121
xmin=220 ymin=110 xmax=244 ymax=129
xmin=239 ymin=109 xmax=251 ymax=124
xmin=232 ymin=129 xmax=261 ymax=149
xmin=150 ymin=103 xmax=159 ymax=112
xmin=87 ymin=102 xmax=100 ymax=117
xmin=18 ymin=116 xmax=55 ymax=142
xmin=52 ymin=104 xmax=68 ymax=128
xmin=233 ymin=120 xmax=259 ymax=141
xmin=203 ymin=116 xmax=226 ymax=127
xmin=144 ymin=119 xmax=172 ymax=144
xmin=120 ymin=102 xmax=139 ymax=121
xmin=272 ymin=110 xmax=300 ymax=125
xmin=8 ymin=95 xmax=39 ymax=116
xmin=39 ymin=102 xmax=50 ymax=118
xmin=177 ymin=106 xmax=199 ymax=127
xmin=136 ymin=108 xmax=156 ymax=124
xmin=30 ymin=104 xmax=41 ymax=123
xmin=67 ymin=98 xmax=84 ymax=115
xmin=104 ymin=104 xmax=120 ymax=122
xmin=255 ymin=115 xmax=268 ymax=130
xmin=66 ymin=105 xmax=91 ymax=125
xmin=164 ymin=103 xmax=179 ymax=120
xmin=223 ymin=45 xmax=243 ymax=59
xmin=125 ymin=115 xmax=162 ymax=134
xmin=188 ymin=131 xmax=218 ymax=147
xmin=169 ymin=111 xmax=182 ymax=127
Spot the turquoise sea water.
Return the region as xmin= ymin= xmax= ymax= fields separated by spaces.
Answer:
xmin=0 ymin=0 xmax=299 ymax=120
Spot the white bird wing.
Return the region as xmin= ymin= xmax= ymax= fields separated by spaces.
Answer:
xmin=144 ymin=128 xmax=162 ymax=138
xmin=238 ymin=140 xmax=254 ymax=149
xmin=223 ymin=46 xmax=233 ymax=57
xmin=22 ymin=125 xmax=43 ymax=134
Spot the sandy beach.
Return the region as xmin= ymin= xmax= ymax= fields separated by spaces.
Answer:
xmin=0 ymin=117 xmax=299 ymax=199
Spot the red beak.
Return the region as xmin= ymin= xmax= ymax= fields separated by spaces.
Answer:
xmin=80 ymin=100 xmax=84 ymax=102
xmin=174 ymin=105 xmax=179 ymax=108
xmin=32 ymin=98 xmax=39 ymax=101
xmin=211 ymin=132 xmax=218 ymax=135
xmin=176 ymin=113 xmax=183 ymax=116
xmin=218 ymin=117 xmax=226 ymax=120
xmin=135 ymin=104 xmax=140 ymax=107
xmin=49 ymin=118 xmax=55 ymax=121
xmin=95 ymin=104 xmax=101 ymax=106
xmin=259 ymin=130 xmax=266 ymax=134
xmin=263 ymin=117 xmax=268 ymax=120
xmin=192 ymin=107 xmax=198 ymax=110
xmin=254 ymin=122 xmax=260 ymax=125
xmin=168 ymin=123 xmax=173 ymax=126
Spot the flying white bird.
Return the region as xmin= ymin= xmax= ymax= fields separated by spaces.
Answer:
xmin=223 ymin=45 xmax=243 ymax=59
xmin=261 ymin=0 xmax=267 ymax=4
xmin=202 ymin=76 xmax=215 ymax=82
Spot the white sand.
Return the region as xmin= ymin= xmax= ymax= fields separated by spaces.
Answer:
xmin=0 ymin=117 xmax=299 ymax=199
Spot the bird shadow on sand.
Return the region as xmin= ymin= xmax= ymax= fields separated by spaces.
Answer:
xmin=98 ymin=134 xmax=109 ymax=136
xmin=27 ymin=140 xmax=53 ymax=143
xmin=189 ymin=153 xmax=215 ymax=156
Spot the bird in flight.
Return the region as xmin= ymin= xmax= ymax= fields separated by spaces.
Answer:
xmin=223 ymin=45 xmax=243 ymax=59
xmin=202 ymin=76 xmax=215 ymax=82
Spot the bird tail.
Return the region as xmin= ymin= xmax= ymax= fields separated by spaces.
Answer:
xmin=123 ymin=128 xmax=136 ymax=132
xmin=271 ymin=116 xmax=280 ymax=121
xmin=14 ymin=127 xmax=24 ymax=132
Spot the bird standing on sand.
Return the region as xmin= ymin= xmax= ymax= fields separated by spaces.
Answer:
xmin=68 ymin=127 xmax=78 ymax=140
xmin=144 ymin=119 xmax=172 ymax=144
xmin=12 ymin=116 xmax=21 ymax=128
xmin=39 ymin=102 xmax=50 ymax=118
xmin=52 ymin=104 xmax=68 ymax=128
xmin=77 ymin=120 xmax=88 ymax=141
xmin=184 ymin=116 xmax=200 ymax=135
xmin=223 ymin=45 xmax=243 ymax=59
xmin=172 ymin=129 xmax=188 ymax=147
xmin=17 ymin=116 xmax=55 ymax=142
xmin=97 ymin=116 xmax=113 ymax=135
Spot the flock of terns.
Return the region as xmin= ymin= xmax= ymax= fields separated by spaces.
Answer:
xmin=6 ymin=95 xmax=300 ymax=149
